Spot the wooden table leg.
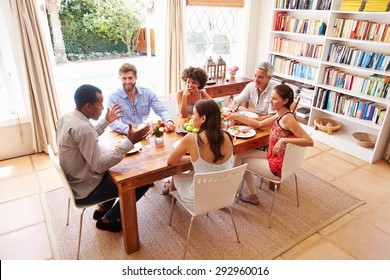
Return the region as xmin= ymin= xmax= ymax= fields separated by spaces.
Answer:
xmin=118 ymin=184 xmax=140 ymax=254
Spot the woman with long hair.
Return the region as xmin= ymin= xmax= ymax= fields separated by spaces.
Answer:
xmin=166 ymin=99 xmax=234 ymax=210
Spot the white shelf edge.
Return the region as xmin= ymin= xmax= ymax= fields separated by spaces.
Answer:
xmin=269 ymin=51 xmax=321 ymax=64
xmin=326 ymin=37 xmax=390 ymax=46
xmin=321 ymin=61 xmax=390 ymax=77
xmin=311 ymin=107 xmax=382 ymax=130
xmin=311 ymin=128 xmax=378 ymax=163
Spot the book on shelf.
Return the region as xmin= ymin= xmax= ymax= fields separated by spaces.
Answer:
xmin=364 ymin=0 xmax=390 ymax=11
xmin=273 ymin=11 xmax=288 ymax=31
xmin=295 ymin=106 xmax=310 ymax=119
xmin=339 ymin=0 xmax=366 ymax=11
xmin=316 ymin=0 xmax=332 ymax=10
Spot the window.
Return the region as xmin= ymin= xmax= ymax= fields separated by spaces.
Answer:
xmin=0 ymin=4 xmax=28 ymax=126
xmin=186 ymin=6 xmax=239 ymax=68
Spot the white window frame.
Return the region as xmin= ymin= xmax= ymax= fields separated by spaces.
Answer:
xmin=0 ymin=1 xmax=30 ymax=127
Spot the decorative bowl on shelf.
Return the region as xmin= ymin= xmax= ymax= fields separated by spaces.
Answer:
xmin=314 ymin=118 xmax=342 ymax=135
xmin=352 ymin=132 xmax=377 ymax=148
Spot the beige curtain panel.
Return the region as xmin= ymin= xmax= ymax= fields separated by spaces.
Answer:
xmin=165 ymin=0 xmax=185 ymax=94
xmin=11 ymin=0 xmax=60 ymax=154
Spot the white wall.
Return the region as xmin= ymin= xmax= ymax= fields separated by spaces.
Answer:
xmin=240 ymin=0 xmax=273 ymax=78
xmin=0 ymin=123 xmax=34 ymax=161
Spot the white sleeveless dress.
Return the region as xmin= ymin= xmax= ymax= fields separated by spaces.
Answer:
xmin=174 ymin=136 xmax=234 ymax=211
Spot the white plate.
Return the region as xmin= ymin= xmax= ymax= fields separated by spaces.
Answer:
xmin=227 ymin=126 xmax=256 ymax=138
xmin=222 ymin=107 xmax=232 ymax=114
xmin=127 ymin=142 xmax=142 ymax=154
xmin=238 ymin=110 xmax=258 ymax=118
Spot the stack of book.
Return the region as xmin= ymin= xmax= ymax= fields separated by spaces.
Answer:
xmin=296 ymin=107 xmax=310 ymax=119
xmin=364 ymin=0 xmax=389 ymax=12
xmin=340 ymin=0 xmax=390 ymax=11
xmin=340 ymin=0 xmax=366 ymax=11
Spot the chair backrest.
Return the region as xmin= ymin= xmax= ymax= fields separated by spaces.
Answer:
xmin=193 ymin=163 xmax=247 ymax=215
xmin=290 ymin=97 xmax=301 ymax=114
xmin=149 ymin=93 xmax=177 ymax=121
xmin=48 ymin=145 xmax=78 ymax=208
xmin=280 ymin=143 xmax=306 ymax=180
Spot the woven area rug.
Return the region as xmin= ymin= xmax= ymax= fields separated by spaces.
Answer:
xmin=45 ymin=169 xmax=364 ymax=260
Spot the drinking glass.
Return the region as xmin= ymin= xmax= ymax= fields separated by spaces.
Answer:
xmin=142 ymin=117 xmax=152 ymax=149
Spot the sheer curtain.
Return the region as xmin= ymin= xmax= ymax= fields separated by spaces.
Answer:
xmin=165 ymin=0 xmax=185 ymax=94
xmin=10 ymin=0 xmax=60 ymax=153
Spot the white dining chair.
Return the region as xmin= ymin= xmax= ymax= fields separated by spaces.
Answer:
xmin=168 ymin=163 xmax=248 ymax=259
xmin=48 ymin=145 xmax=109 ymax=259
xmin=239 ymin=143 xmax=307 ymax=228
xmin=149 ymin=93 xmax=177 ymax=121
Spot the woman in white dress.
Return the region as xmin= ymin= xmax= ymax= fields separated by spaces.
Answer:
xmin=166 ymin=99 xmax=234 ymax=211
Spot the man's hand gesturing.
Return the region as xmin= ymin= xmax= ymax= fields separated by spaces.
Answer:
xmin=126 ymin=124 xmax=150 ymax=144
xmin=105 ymin=104 xmax=124 ymax=123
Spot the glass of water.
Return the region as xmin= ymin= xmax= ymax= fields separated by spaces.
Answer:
xmin=142 ymin=117 xmax=152 ymax=149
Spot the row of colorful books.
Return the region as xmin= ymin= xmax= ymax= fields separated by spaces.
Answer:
xmin=273 ymin=37 xmax=323 ymax=59
xmin=270 ymin=55 xmax=318 ymax=81
xmin=314 ymin=88 xmax=387 ymax=125
xmin=333 ymin=18 xmax=390 ymax=42
xmin=323 ymin=67 xmax=390 ymax=99
xmin=274 ymin=0 xmax=315 ymax=9
xmin=273 ymin=12 xmax=327 ymax=35
xmin=327 ymin=43 xmax=390 ymax=71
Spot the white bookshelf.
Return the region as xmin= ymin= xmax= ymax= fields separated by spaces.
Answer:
xmin=269 ymin=0 xmax=390 ymax=163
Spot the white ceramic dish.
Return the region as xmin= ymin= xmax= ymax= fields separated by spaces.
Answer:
xmin=127 ymin=142 xmax=142 ymax=154
xmin=227 ymin=126 xmax=256 ymax=138
xmin=238 ymin=110 xmax=258 ymax=118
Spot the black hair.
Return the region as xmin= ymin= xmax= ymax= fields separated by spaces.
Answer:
xmin=273 ymin=84 xmax=294 ymax=109
xmin=74 ymin=84 xmax=102 ymax=110
xmin=195 ymin=99 xmax=229 ymax=163
xmin=181 ymin=67 xmax=208 ymax=89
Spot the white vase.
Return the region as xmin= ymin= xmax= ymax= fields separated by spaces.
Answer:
xmin=155 ymin=135 xmax=164 ymax=146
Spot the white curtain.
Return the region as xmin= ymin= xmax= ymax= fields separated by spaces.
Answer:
xmin=165 ymin=0 xmax=185 ymax=94
xmin=10 ymin=0 xmax=60 ymax=153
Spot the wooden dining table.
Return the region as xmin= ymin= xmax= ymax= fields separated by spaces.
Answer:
xmin=99 ymin=117 xmax=270 ymax=254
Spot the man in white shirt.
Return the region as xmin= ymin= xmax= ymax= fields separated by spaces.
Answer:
xmin=229 ymin=61 xmax=278 ymax=120
xmin=56 ymin=84 xmax=150 ymax=232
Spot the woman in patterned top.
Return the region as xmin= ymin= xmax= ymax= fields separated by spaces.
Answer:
xmin=226 ymin=84 xmax=313 ymax=205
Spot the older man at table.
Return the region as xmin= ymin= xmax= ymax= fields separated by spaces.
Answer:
xmin=107 ymin=63 xmax=176 ymax=134
xmin=229 ymin=61 xmax=278 ymax=121
xmin=56 ymin=84 xmax=151 ymax=232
